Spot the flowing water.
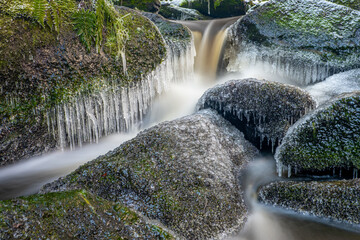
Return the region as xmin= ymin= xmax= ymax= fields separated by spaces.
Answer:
xmin=1 ymin=16 xmax=360 ymax=239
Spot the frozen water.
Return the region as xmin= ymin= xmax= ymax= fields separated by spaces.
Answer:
xmin=47 ymin=39 xmax=196 ymax=150
xmin=306 ymin=69 xmax=360 ymax=105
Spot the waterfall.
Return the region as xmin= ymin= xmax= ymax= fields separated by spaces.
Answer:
xmin=178 ymin=16 xmax=240 ymax=81
xmin=47 ymin=40 xmax=196 ymax=150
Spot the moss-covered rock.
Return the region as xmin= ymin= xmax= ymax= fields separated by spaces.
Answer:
xmin=0 ymin=190 xmax=175 ymax=239
xmin=275 ymin=92 xmax=360 ymax=175
xmin=41 ymin=109 xmax=258 ymax=239
xmin=115 ymin=0 xmax=161 ymax=13
xmin=224 ymin=0 xmax=360 ymax=85
xmin=0 ymin=0 xmax=168 ymax=165
xmin=180 ymin=0 xmax=247 ymax=18
xmin=327 ymin=0 xmax=360 ymax=11
xmin=259 ymin=180 xmax=360 ymax=225
xmin=159 ymin=3 xmax=209 ymax=20
xmin=196 ymin=79 xmax=316 ymax=151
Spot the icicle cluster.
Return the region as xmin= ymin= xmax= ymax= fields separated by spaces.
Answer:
xmin=225 ymin=42 xmax=334 ymax=86
xmin=47 ymin=41 xmax=196 ymax=150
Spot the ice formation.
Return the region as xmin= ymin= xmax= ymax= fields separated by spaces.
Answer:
xmin=225 ymin=42 xmax=335 ymax=86
xmin=47 ymin=39 xmax=196 ymax=150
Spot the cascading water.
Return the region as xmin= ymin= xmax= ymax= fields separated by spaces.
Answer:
xmin=1 ymin=14 xmax=360 ymax=240
xmin=178 ymin=16 xmax=240 ymax=81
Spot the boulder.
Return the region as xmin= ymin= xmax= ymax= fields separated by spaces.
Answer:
xmin=41 ymin=109 xmax=258 ymax=239
xmin=117 ymin=0 xmax=161 ymax=13
xmin=224 ymin=0 xmax=360 ymax=85
xmin=196 ymin=79 xmax=316 ymax=151
xmin=275 ymin=92 xmax=360 ymax=177
xmin=159 ymin=3 xmax=208 ymax=20
xmin=180 ymin=0 xmax=247 ymax=18
xmin=259 ymin=180 xmax=360 ymax=225
xmin=326 ymin=0 xmax=360 ymax=11
xmin=0 ymin=0 xmax=193 ymax=166
xmin=0 ymin=190 xmax=175 ymax=239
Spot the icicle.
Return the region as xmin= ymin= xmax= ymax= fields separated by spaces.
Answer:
xmin=339 ymin=169 xmax=342 ymax=178
xmin=207 ymin=0 xmax=210 ymax=15
xmin=287 ymin=165 xmax=291 ymax=178
xmin=353 ymin=169 xmax=358 ymax=179
xmin=46 ymin=33 xmax=196 ymax=149
xmin=277 ymin=161 xmax=283 ymax=177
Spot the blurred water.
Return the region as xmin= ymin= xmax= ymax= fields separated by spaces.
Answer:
xmin=0 ymin=15 xmax=359 ymax=240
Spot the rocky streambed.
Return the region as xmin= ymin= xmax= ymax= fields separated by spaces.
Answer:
xmin=1 ymin=0 xmax=360 ymax=239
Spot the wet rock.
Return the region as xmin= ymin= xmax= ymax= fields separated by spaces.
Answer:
xmin=159 ymin=3 xmax=208 ymax=20
xmin=224 ymin=0 xmax=360 ymax=85
xmin=0 ymin=190 xmax=175 ymax=239
xmin=117 ymin=0 xmax=161 ymax=13
xmin=179 ymin=0 xmax=247 ymax=18
xmin=259 ymin=180 xmax=360 ymax=225
xmin=276 ymin=92 xmax=360 ymax=177
xmin=41 ymin=109 xmax=258 ymax=239
xmin=326 ymin=0 xmax=360 ymax=11
xmin=0 ymin=0 xmax=194 ymax=166
xmin=196 ymin=78 xmax=316 ymax=151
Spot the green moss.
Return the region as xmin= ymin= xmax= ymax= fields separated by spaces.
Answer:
xmin=0 ymin=0 xmax=166 ymax=126
xmin=327 ymin=0 xmax=360 ymax=11
xmin=259 ymin=180 xmax=360 ymax=224
xmin=277 ymin=93 xmax=360 ymax=171
xmin=0 ymin=190 xmax=174 ymax=239
xmin=180 ymin=0 xmax=246 ymax=18
xmin=114 ymin=0 xmax=159 ymax=12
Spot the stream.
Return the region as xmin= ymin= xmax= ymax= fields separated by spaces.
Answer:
xmin=1 ymin=16 xmax=360 ymax=239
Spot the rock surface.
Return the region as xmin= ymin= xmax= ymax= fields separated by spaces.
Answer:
xmin=0 ymin=190 xmax=175 ymax=239
xmin=41 ymin=109 xmax=258 ymax=239
xmin=159 ymin=3 xmax=208 ymax=20
xmin=0 ymin=0 xmax=193 ymax=166
xmin=224 ymin=0 xmax=360 ymax=85
xmin=326 ymin=0 xmax=360 ymax=11
xmin=276 ymin=91 xmax=360 ymax=176
xmin=197 ymin=79 xmax=316 ymax=151
xmin=180 ymin=0 xmax=247 ymax=18
xmin=119 ymin=0 xmax=161 ymax=13
xmin=259 ymin=180 xmax=360 ymax=225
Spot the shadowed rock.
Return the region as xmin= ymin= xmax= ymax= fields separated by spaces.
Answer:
xmin=197 ymin=78 xmax=316 ymax=151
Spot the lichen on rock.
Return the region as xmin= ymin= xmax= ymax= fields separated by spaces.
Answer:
xmin=259 ymin=179 xmax=360 ymax=226
xmin=0 ymin=0 xmax=195 ymax=166
xmin=41 ymin=109 xmax=258 ymax=239
xmin=196 ymin=78 xmax=316 ymax=151
xmin=224 ymin=0 xmax=360 ymax=85
xmin=275 ymin=91 xmax=360 ymax=176
xmin=0 ymin=190 xmax=175 ymax=239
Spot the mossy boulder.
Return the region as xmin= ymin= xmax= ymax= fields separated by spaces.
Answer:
xmin=0 ymin=190 xmax=175 ymax=239
xmin=326 ymin=0 xmax=360 ymax=11
xmin=0 ymin=0 xmax=168 ymax=165
xmin=275 ymin=92 xmax=360 ymax=176
xmin=224 ymin=0 xmax=360 ymax=85
xmin=41 ymin=109 xmax=258 ymax=239
xmin=116 ymin=0 xmax=161 ymax=13
xmin=159 ymin=3 xmax=208 ymax=20
xmin=259 ymin=180 xmax=360 ymax=225
xmin=196 ymin=79 xmax=316 ymax=151
xmin=180 ymin=0 xmax=247 ymax=18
